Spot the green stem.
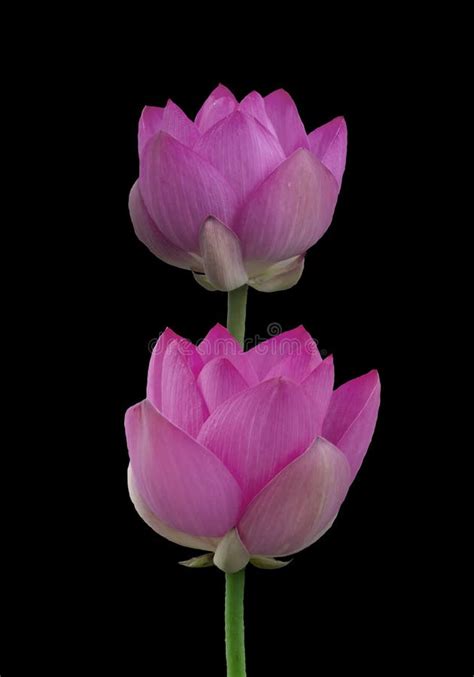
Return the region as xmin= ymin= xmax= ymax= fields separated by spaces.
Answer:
xmin=225 ymin=570 xmax=246 ymax=676
xmin=227 ymin=285 xmax=248 ymax=347
xmin=225 ymin=287 xmax=248 ymax=675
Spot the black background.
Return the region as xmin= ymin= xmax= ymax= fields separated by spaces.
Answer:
xmin=5 ymin=31 xmax=469 ymax=676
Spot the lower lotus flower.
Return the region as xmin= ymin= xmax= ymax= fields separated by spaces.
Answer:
xmin=125 ymin=325 xmax=380 ymax=573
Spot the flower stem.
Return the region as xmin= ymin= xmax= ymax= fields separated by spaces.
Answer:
xmin=225 ymin=570 xmax=246 ymax=676
xmin=227 ymin=285 xmax=248 ymax=347
xmin=225 ymin=287 xmax=247 ymax=674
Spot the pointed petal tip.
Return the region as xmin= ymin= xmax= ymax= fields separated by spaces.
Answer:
xmin=308 ymin=117 xmax=347 ymax=187
xmin=361 ymin=368 xmax=381 ymax=386
xmin=323 ymin=369 xmax=381 ymax=477
xmin=216 ymin=82 xmax=236 ymax=97
xmin=211 ymin=321 xmax=228 ymax=333
xmin=266 ymin=87 xmax=291 ymax=99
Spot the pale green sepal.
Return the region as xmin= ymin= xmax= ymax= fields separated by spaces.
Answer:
xmin=192 ymin=271 xmax=218 ymax=291
xmin=250 ymin=556 xmax=293 ymax=569
xmin=179 ymin=553 xmax=214 ymax=568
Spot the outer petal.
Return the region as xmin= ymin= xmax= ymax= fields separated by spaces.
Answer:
xmin=301 ymin=356 xmax=335 ymax=434
xmin=323 ymin=370 xmax=381 ymax=476
xmin=249 ymin=255 xmax=305 ymax=292
xmin=239 ymin=91 xmax=277 ymax=137
xmin=127 ymin=465 xmax=218 ymax=551
xmin=195 ymin=84 xmax=238 ymax=133
xmin=197 ymin=357 xmax=249 ymax=412
xmin=197 ymin=378 xmax=317 ymax=503
xmin=147 ymin=328 xmax=185 ymax=409
xmin=238 ymin=437 xmax=351 ymax=556
xmin=199 ymin=217 xmax=248 ymax=291
xmin=197 ymin=324 xmax=242 ymax=363
xmin=161 ymin=100 xmax=200 ymax=148
xmin=213 ymin=529 xmax=250 ymax=573
xmin=264 ymin=89 xmax=310 ymax=156
xmin=245 ymin=326 xmax=321 ymax=381
xmin=129 ymin=181 xmax=199 ymax=270
xmin=193 ymin=111 xmax=285 ymax=203
xmin=160 ymin=340 xmax=208 ymax=437
xmin=308 ymin=116 xmax=347 ymax=188
xmin=236 ymin=149 xmax=339 ymax=262
xmin=139 ymin=132 xmax=238 ymax=252
xmin=125 ymin=400 xmax=242 ymax=536
xmin=138 ymin=106 xmax=164 ymax=156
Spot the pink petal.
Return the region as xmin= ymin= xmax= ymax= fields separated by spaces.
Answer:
xmin=239 ymin=91 xmax=277 ymax=137
xmin=263 ymin=89 xmax=309 ymax=156
xmin=228 ymin=352 xmax=260 ymax=387
xmin=147 ymin=328 xmax=184 ymax=409
xmin=301 ymin=356 xmax=335 ymax=434
xmin=197 ymin=357 xmax=249 ymax=412
xmin=195 ymin=84 xmax=238 ymax=133
xmin=160 ymin=340 xmax=208 ymax=437
xmin=236 ymin=149 xmax=339 ymax=262
xmin=161 ymin=100 xmax=200 ymax=148
xmin=128 ymin=466 xmax=218 ymax=551
xmin=199 ymin=217 xmax=248 ymax=291
xmin=245 ymin=326 xmax=321 ymax=381
xmin=125 ymin=400 xmax=242 ymax=536
xmin=197 ymin=324 xmax=258 ymax=386
xmin=238 ymin=437 xmax=351 ymax=556
xmin=138 ymin=106 xmax=164 ymax=156
xmin=322 ymin=370 xmax=381 ymax=476
xmin=265 ymin=343 xmax=315 ymax=383
xmin=197 ymin=324 xmax=242 ymax=364
xmin=249 ymin=255 xmax=305 ymax=292
xmin=308 ymin=116 xmax=347 ymax=188
xmin=139 ymin=132 xmax=238 ymax=252
xmin=193 ymin=111 xmax=285 ymax=204
xmin=129 ymin=181 xmax=199 ymax=270
xmin=197 ymin=377 xmax=317 ymax=504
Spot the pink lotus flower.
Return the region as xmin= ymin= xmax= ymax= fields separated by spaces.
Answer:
xmin=125 ymin=325 xmax=380 ymax=572
xmin=129 ymin=85 xmax=347 ymax=292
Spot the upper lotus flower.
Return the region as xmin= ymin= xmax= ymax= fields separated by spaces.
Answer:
xmin=125 ymin=325 xmax=380 ymax=573
xmin=129 ymin=85 xmax=347 ymax=292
